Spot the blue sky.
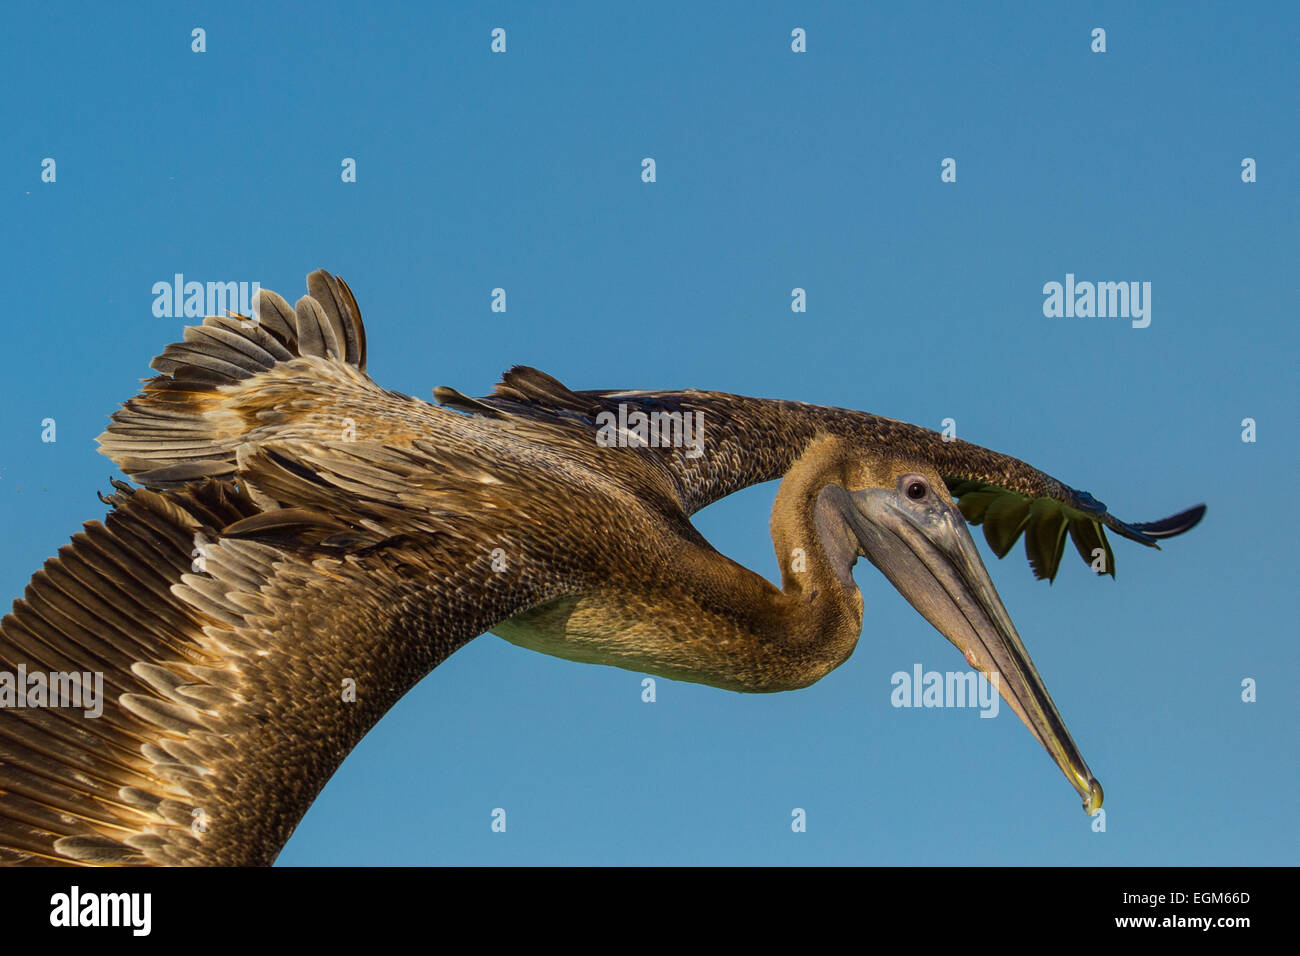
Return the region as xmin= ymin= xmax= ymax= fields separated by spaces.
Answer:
xmin=1 ymin=1 xmax=1295 ymax=864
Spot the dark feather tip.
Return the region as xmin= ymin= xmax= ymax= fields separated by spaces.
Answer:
xmin=1128 ymin=504 xmax=1207 ymax=539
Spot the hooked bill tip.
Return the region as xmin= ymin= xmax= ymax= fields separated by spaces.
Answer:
xmin=1082 ymin=778 xmax=1104 ymax=815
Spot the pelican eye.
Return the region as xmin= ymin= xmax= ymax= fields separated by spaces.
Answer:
xmin=905 ymin=480 xmax=927 ymax=500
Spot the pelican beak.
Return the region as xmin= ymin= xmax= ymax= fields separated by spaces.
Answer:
xmin=838 ymin=483 xmax=1104 ymax=814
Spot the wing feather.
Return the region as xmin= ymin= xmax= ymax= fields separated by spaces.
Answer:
xmin=945 ymin=478 xmax=1203 ymax=580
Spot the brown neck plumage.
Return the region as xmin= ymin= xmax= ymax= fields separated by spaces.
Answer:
xmin=593 ymin=391 xmax=1069 ymax=514
xmin=753 ymin=436 xmax=866 ymax=689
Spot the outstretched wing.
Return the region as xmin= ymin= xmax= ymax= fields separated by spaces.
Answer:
xmin=943 ymin=477 xmax=1206 ymax=582
xmin=0 ymin=471 xmax=579 ymax=866
xmin=462 ymin=375 xmax=1207 ymax=585
xmin=3 ymin=271 xmax=603 ymax=865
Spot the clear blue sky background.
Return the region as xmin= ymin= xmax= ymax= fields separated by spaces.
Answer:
xmin=2 ymin=2 xmax=1295 ymax=865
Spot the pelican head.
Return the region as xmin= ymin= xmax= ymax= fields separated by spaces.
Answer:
xmin=814 ymin=457 xmax=1103 ymax=813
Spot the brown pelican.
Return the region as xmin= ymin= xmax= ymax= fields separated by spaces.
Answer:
xmin=0 ymin=270 xmax=1204 ymax=866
